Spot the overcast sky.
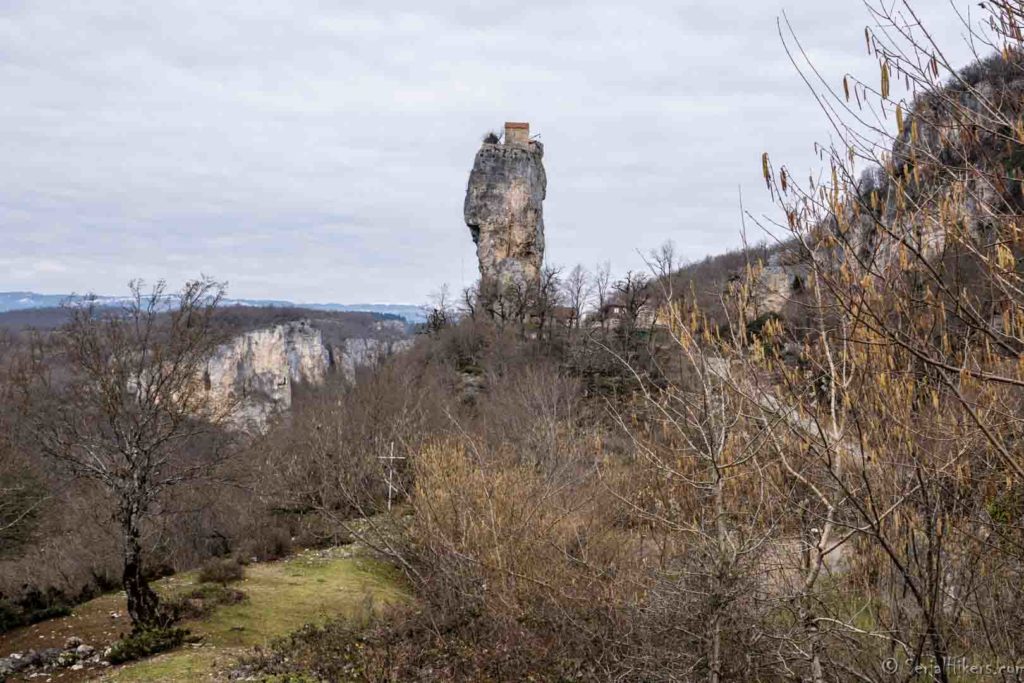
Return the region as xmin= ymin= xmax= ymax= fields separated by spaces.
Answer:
xmin=0 ymin=1 xmax=976 ymax=304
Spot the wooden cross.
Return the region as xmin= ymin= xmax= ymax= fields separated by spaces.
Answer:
xmin=378 ymin=441 xmax=406 ymax=511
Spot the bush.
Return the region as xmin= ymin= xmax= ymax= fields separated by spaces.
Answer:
xmin=241 ymin=611 xmax=601 ymax=682
xmin=0 ymin=599 xmax=21 ymax=632
xmin=165 ymin=583 xmax=246 ymax=621
xmin=0 ymin=597 xmax=72 ymax=634
xmin=235 ymin=526 xmax=293 ymax=563
xmin=197 ymin=558 xmax=245 ymax=585
xmin=106 ymin=627 xmax=189 ymax=664
xmin=263 ymin=528 xmax=293 ymax=561
xmin=25 ymin=603 xmax=72 ymax=624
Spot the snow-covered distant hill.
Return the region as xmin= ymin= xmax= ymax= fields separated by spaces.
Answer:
xmin=0 ymin=291 xmax=426 ymax=323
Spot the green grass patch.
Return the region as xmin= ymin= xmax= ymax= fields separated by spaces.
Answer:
xmin=106 ymin=648 xmax=223 ymax=683
xmin=107 ymin=549 xmax=408 ymax=681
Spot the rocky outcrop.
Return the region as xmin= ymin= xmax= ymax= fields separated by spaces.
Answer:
xmin=844 ymin=53 xmax=1024 ymax=267
xmin=736 ymin=56 xmax=1024 ymax=319
xmin=464 ymin=122 xmax=546 ymax=295
xmin=205 ymin=321 xmax=330 ymax=430
xmin=204 ymin=320 xmax=413 ymax=431
xmin=0 ymin=639 xmax=103 ymax=678
xmin=335 ymin=337 xmax=413 ymax=384
xmin=748 ymin=252 xmax=808 ymax=317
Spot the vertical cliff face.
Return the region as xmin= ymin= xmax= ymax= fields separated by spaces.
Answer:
xmin=335 ymin=337 xmax=414 ymax=383
xmin=464 ymin=121 xmax=546 ymax=295
xmin=205 ymin=321 xmax=330 ymax=430
xmin=203 ymin=319 xmax=414 ymax=431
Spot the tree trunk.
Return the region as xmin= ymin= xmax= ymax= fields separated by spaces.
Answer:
xmin=709 ymin=611 xmax=722 ymax=683
xmin=710 ymin=472 xmax=727 ymax=683
xmin=121 ymin=511 xmax=160 ymax=629
xmin=804 ymin=605 xmax=826 ymax=683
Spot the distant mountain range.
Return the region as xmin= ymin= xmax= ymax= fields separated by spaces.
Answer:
xmin=0 ymin=291 xmax=427 ymax=323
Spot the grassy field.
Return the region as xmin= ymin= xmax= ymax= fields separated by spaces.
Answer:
xmin=0 ymin=544 xmax=407 ymax=682
xmin=109 ymin=547 xmax=406 ymax=682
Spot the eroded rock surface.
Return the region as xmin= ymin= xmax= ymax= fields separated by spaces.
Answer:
xmin=749 ymin=252 xmax=809 ymax=317
xmin=464 ymin=122 xmax=546 ymax=295
xmin=335 ymin=337 xmax=413 ymax=384
xmin=204 ymin=320 xmax=413 ymax=431
xmin=205 ymin=321 xmax=330 ymax=430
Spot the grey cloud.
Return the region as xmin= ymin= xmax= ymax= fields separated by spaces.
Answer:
xmin=0 ymin=1 xmax=977 ymax=303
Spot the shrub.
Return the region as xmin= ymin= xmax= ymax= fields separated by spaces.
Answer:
xmin=0 ymin=599 xmax=21 ymax=632
xmin=264 ymin=528 xmax=293 ymax=560
xmin=234 ymin=525 xmax=294 ymax=563
xmin=165 ymin=583 xmax=246 ymax=621
xmin=24 ymin=603 xmax=72 ymax=624
xmin=197 ymin=557 xmax=245 ymax=585
xmin=482 ymin=130 xmax=500 ymax=144
xmin=106 ymin=627 xmax=189 ymax=664
xmin=241 ymin=611 xmax=601 ymax=682
xmin=0 ymin=597 xmax=72 ymax=634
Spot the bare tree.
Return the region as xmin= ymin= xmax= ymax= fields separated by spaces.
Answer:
xmin=593 ymin=261 xmax=612 ymax=330
xmin=425 ymin=284 xmax=455 ymax=333
xmin=460 ymin=284 xmax=481 ymax=321
xmin=0 ymin=332 xmax=45 ymax=554
xmin=20 ymin=278 xmax=235 ymax=629
xmin=534 ymin=265 xmax=563 ymax=340
xmin=562 ymin=264 xmax=592 ymax=332
xmin=647 ymin=241 xmax=679 ymax=298
xmin=613 ymin=270 xmax=652 ymax=335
